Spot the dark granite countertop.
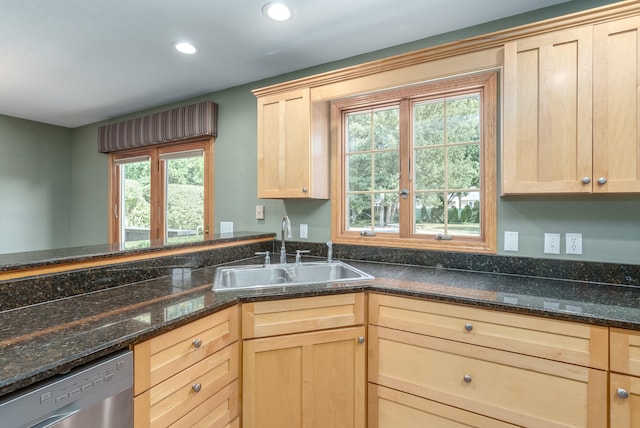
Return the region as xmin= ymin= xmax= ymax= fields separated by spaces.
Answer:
xmin=0 ymin=231 xmax=274 ymax=273
xmin=1 ymin=257 xmax=639 ymax=398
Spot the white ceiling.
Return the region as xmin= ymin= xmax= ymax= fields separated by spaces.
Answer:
xmin=0 ymin=0 xmax=573 ymax=128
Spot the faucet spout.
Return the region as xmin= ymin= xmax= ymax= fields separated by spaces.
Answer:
xmin=280 ymin=216 xmax=291 ymax=264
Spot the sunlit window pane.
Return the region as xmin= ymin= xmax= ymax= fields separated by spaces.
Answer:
xmin=373 ymin=192 xmax=399 ymax=232
xmin=414 ymin=147 xmax=445 ymax=189
xmin=164 ymin=153 xmax=204 ymax=245
xmin=446 ymin=95 xmax=480 ymax=143
xmin=120 ymin=159 xmax=150 ymax=249
xmin=346 ymin=112 xmax=371 ymax=152
xmin=373 ymin=108 xmax=399 ymax=149
xmin=373 ymin=151 xmax=399 ymax=191
xmin=414 ymin=192 xmax=445 ymax=235
xmin=347 ymin=153 xmax=372 ymax=192
xmin=414 ymin=100 xmax=444 ymax=146
xmin=345 ymin=107 xmax=400 ymax=233
xmin=346 ymin=193 xmax=371 ymax=230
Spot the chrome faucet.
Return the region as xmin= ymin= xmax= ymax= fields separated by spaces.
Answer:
xmin=280 ymin=215 xmax=291 ymax=264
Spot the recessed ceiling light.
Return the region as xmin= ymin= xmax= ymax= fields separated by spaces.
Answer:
xmin=175 ymin=42 xmax=197 ymax=55
xmin=263 ymin=2 xmax=293 ymax=21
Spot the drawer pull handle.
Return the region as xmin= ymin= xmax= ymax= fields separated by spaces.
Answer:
xmin=192 ymin=338 xmax=202 ymax=348
xmin=192 ymin=383 xmax=202 ymax=393
xmin=358 ymin=336 xmax=365 ymax=344
xmin=464 ymin=323 xmax=473 ymax=332
xmin=463 ymin=374 xmax=472 ymax=383
xmin=617 ymin=388 xmax=630 ymax=399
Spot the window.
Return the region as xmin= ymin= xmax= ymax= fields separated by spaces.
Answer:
xmin=109 ymin=138 xmax=213 ymax=248
xmin=332 ymin=71 xmax=497 ymax=253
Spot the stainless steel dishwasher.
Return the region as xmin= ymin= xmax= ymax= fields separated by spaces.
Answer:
xmin=0 ymin=350 xmax=133 ymax=428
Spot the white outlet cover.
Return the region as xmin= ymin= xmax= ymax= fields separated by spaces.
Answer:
xmin=566 ymin=232 xmax=583 ymax=255
xmin=544 ymin=233 xmax=561 ymax=254
xmin=220 ymin=221 xmax=233 ymax=235
xmin=300 ymin=224 xmax=308 ymax=239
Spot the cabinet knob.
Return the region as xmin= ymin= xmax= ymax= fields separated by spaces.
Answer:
xmin=192 ymin=338 xmax=202 ymax=348
xmin=581 ymin=177 xmax=591 ymax=184
xmin=464 ymin=323 xmax=473 ymax=332
xmin=358 ymin=336 xmax=365 ymax=344
xmin=617 ymin=387 xmax=630 ymax=399
xmin=463 ymin=374 xmax=472 ymax=383
xmin=302 ymin=187 xmax=308 ymax=193
xmin=192 ymin=383 xmax=202 ymax=393
xmin=597 ymin=177 xmax=607 ymax=185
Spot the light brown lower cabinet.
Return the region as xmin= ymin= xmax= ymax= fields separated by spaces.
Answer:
xmin=610 ymin=373 xmax=640 ymax=428
xmin=610 ymin=327 xmax=640 ymax=427
xmin=368 ymin=293 xmax=608 ymax=427
xmin=132 ymin=306 xmax=240 ymax=427
xmin=242 ymin=293 xmax=366 ymax=428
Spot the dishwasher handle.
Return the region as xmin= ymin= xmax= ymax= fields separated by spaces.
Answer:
xmin=32 ymin=409 xmax=80 ymax=428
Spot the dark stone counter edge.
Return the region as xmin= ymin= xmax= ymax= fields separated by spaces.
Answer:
xmin=0 ymin=232 xmax=275 ymax=273
xmin=2 ymin=282 xmax=636 ymax=398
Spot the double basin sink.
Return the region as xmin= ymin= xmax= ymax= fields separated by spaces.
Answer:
xmin=213 ymin=260 xmax=374 ymax=291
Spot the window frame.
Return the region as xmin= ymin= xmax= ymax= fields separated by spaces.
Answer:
xmin=108 ymin=137 xmax=214 ymax=245
xmin=331 ymin=71 xmax=497 ymax=253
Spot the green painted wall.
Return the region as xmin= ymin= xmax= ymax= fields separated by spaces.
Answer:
xmin=0 ymin=115 xmax=72 ymax=253
xmin=5 ymin=0 xmax=638 ymax=264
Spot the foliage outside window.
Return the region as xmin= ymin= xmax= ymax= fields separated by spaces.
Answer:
xmin=332 ymin=71 xmax=497 ymax=253
xmin=109 ymin=138 xmax=213 ymax=248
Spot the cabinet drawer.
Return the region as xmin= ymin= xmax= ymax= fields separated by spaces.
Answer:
xmin=369 ymin=384 xmax=518 ymax=428
xmin=369 ymin=293 xmax=608 ymax=369
xmin=133 ymin=305 xmax=239 ymax=394
xmin=225 ymin=418 xmax=240 ymax=428
xmin=135 ymin=341 xmax=239 ymax=428
xmin=611 ymin=327 xmax=640 ymax=376
xmin=369 ymin=325 xmax=607 ymax=428
xmin=242 ymin=293 xmax=364 ymax=338
xmin=170 ymin=379 xmax=239 ymax=428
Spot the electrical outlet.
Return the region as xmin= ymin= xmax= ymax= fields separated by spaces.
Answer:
xmin=504 ymin=231 xmax=519 ymax=252
xmin=300 ymin=224 xmax=308 ymax=239
xmin=220 ymin=221 xmax=233 ymax=234
xmin=544 ymin=233 xmax=561 ymax=254
xmin=566 ymin=233 xmax=583 ymax=255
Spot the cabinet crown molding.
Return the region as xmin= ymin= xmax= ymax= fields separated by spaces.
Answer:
xmin=252 ymin=0 xmax=640 ymax=98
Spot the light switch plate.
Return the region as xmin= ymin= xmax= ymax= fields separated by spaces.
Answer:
xmin=504 ymin=231 xmax=519 ymax=252
xmin=255 ymin=205 xmax=265 ymax=220
xmin=544 ymin=233 xmax=561 ymax=254
xmin=300 ymin=224 xmax=308 ymax=239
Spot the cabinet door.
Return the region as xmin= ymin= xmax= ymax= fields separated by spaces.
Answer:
xmin=257 ymin=88 xmax=326 ymax=198
xmin=243 ymin=326 xmax=366 ymax=428
xmin=610 ymin=373 xmax=640 ymax=428
xmin=503 ymin=26 xmax=593 ymax=194
xmin=593 ymin=15 xmax=640 ymax=193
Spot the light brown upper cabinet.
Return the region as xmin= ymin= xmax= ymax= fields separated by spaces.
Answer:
xmin=592 ymin=15 xmax=640 ymax=194
xmin=503 ymin=26 xmax=594 ymax=194
xmin=256 ymin=88 xmax=330 ymax=199
xmin=503 ymin=16 xmax=640 ymax=194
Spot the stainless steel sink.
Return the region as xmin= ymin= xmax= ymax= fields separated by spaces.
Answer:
xmin=212 ymin=261 xmax=374 ymax=291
